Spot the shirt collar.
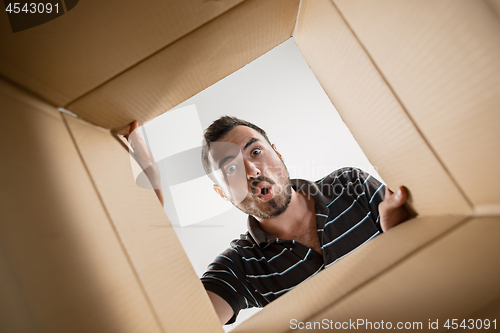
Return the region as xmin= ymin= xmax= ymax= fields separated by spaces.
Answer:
xmin=247 ymin=178 xmax=330 ymax=246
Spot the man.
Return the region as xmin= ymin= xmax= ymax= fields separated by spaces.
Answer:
xmin=126 ymin=117 xmax=409 ymax=325
xmin=198 ymin=116 xmax=409 ymax=325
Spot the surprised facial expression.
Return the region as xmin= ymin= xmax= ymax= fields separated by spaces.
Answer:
xmin=209 ymin=126 xmax=292 ymax=219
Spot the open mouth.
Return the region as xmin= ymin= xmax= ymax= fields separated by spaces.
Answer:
xmin=255 ymin=181 xmax=274 ymax=201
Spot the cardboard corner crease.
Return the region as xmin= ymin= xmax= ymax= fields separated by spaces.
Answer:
xmin=1 ymin=0 xmax=499 ymax=332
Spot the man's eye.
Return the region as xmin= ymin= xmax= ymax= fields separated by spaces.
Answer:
xmin=251 ymin=148 xmax=261 ymax=156
xmin=225 ymin=165 xmax=237 ymax=175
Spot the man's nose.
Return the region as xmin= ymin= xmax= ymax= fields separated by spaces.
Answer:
xmin=245 ymin=161 xmax=261 ymax=180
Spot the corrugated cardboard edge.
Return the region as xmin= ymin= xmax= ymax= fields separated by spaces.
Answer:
xmin=66 ymin=0 xmax=300 ymax=132
xmin=63 ymin=114 xmax=223 ymax=333
xmin=0 ymin=79 xmax=163 ymax=333
xmin=231 ymin=216 xmax=468 ymax=332
xmin=297 ymin=217 xmax=500 ymax=332
xmin=334 ymin=0 xmax=500 ymax=211
xmin=0 ymin=0 xmax=243 ymax=106
xmin=293 ymin=0 xmax=472 ymax=216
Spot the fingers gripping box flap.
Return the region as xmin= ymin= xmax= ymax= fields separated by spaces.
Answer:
xmin=294 ymin=0 xmax=473 ymax=216
xmin=333 ymin=0 xmax=500 ymax=212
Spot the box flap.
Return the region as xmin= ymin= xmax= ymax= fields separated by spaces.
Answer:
xmin=0 ymin=0 xmax=242 ymax=106
xmin=294 ymin=0 xmax=472 ymax=216
xmin=301 ymin=217 xmax=500 ymax=329
xmin=63 ymin=114 xmax=223 ymax=332
xmin=0 ymin=80 xmax=162 ymax=332
xmin=335 ymin=0 xmax=500 ymax=209
xmin=232 ymin=215 xmax=467 ymax=332
xmin=66 ymin=0 xmax=300 ymax=131
xmin=485 ymin=0 xmax=500 ymax=21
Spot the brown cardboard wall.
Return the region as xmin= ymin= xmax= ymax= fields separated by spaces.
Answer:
xmin=63 ymin=115 xmax=222 ymax=333
xmin=299 ymin=217 xmax=500 ymax=332
xmin=0 ymin=80 xmax=162 ymax=332
xmin=66 ymin=0 xmax=300 ymax=132
xmin=486 ymin=0 xmax=500 ymax=19
xmin=0 ymin=0 xmax=242 ymax=106
xmin=334 ymin=0 xmax=500 ymax=214
xmin=2 ymin=0 xmax=499 ymax=331
xmin=468 ymin=296 xmax=500 ymax=321
xmin=231 ymin=215 xmax=467 ymax=333
xmin=294 ymin=0 xmax=472 ymax=216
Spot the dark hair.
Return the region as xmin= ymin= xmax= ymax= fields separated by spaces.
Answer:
xmin=201 ymin=116 xmax=272 ymax=182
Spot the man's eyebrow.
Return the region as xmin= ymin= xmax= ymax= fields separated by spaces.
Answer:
xmin=218 ymin=155 xmax=236 ymax=170
xmin=243 ymin=137 xmax=259 ymax=151
xmin=216 ymin=137 xmax=259 ymax=169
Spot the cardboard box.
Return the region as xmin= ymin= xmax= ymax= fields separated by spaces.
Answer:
xmin=1 ymin=0 xmax=499 ymax=331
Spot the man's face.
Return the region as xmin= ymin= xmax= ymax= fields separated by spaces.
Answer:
xmin=209 ymin=126 xmax=292 ymax=219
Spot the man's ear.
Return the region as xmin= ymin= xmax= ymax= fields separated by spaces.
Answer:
xmin=213 ymin=184 xmax=229 ymax=201
xmin=272 ymin=144 xmax=283 ymax=160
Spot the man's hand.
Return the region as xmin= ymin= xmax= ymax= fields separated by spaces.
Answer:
xmin=123 ymin=121 xmax=138 ymax=141
xmin=378 ymin=186 xmax=409 ymax=232
xmin=125 ymin=121 xmax=164 ymax=207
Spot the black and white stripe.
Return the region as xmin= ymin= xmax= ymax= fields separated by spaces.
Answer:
xmin=201 ymin=168 xmax=385 ymax=324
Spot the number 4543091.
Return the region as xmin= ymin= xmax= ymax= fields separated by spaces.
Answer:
xmin=444 ymin=319 xmax=496 ymax=330
xmin=5 ymin=3 xmax=59 ymax=14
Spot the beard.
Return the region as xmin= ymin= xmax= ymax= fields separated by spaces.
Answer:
xmin=233 ymin=171 xmax=293 ymax=219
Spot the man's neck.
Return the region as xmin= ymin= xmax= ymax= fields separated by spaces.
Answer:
xmin=255 ymin=189 xmax=315 ymax=239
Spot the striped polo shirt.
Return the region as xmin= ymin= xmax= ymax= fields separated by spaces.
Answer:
xmin=201 ymin=167 xmax=385 ymax=324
